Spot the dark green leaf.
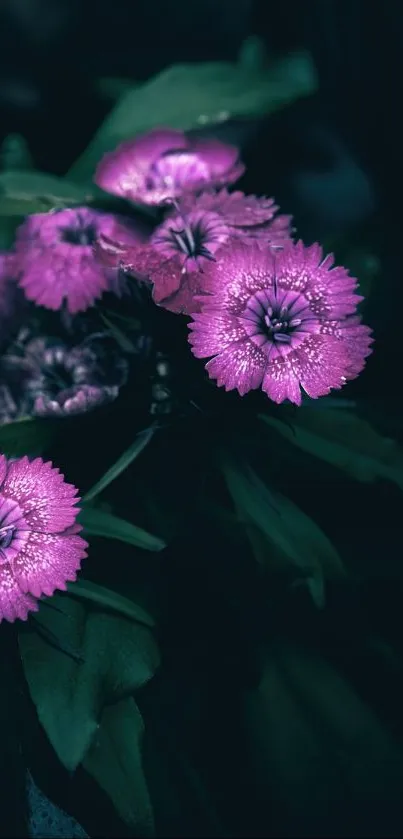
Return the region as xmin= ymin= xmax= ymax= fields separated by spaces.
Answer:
xmin=221 ymin=453 xmax=345 ymax=586
xmin=0 ymin=170 xmax=93 ymax=216
xmin=260 ymin=409 xmax=403 ymax=489
xmin=19 ymin=594 xmax=160 ymax=771
xmin=0 ymin=134 xmax=33 ymax=171
xmin=83 ymin=426 xmax=155 ymax=502
xmin=244 ymin=643 xmax=403 ymax=835
xmin=79 ymin=506 xmax=165 ymax=551
xmin=67 ymin=578 xmax=155 ymax=627
xmin=0 ymin=417 xmax=60 ymax=457
xmin=69 ymin=51 xmax=317 ymax=182
xmin=83 ymin=698 xmax=155 ymax=835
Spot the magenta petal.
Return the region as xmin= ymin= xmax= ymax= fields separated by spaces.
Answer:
xmin=13 ymin=531 xmax=88 ymax=599
xmin=1 ymin=457 xmax=80 ymax=533
xmin=0 ymin=562 xmax=38 ymax=623
xmin=292 ymin=334 xmax=349 ymax=399
xmin=205 ymin=339 xmax=266 ymax=395
xmin=189 ymin=311 xmax=247 ymax=356
xmin=191 ymin=139 xmax=241 ymax=176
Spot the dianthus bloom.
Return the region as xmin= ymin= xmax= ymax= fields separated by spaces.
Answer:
xmin=94 ymin=128 xmax=245 ymax=206
xmin=188 ymin=241 xmax=373 ymax=404
xmin=0 ymin=455 xmax=87 ymax=622
xmin=95 ymin=190 xmax=292 ymax=315
xmin=0 ymin=251 xmax=26 ymax=348
xmin=1 ymin=332 xmax=128 ymax=419
xmin=14 ymin=208 xmax=144 ymax=314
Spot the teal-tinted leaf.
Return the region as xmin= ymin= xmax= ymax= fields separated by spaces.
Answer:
xmin=19 ymin=594 xmax=160 ymax=771
xmin=260 ymin=409 xmax=403 ymax=490
xmin=221 ymin=453 xmax=345 ymax=587
xmin=69 ymin=51 xmax=317 ymax=182
xmin=83 ymin=426 xmax=155 ymax=502
xmin=98 ymin=311 xmax=141 ymax=354
xmin=1 ymin=134 xmax=33 ymax=171
xmin=244 ymin=643 xmax=403 ymax=836
xmin=79 ymin=506 xmax=165 ymax=551
xmin=0 ymin=417 xmax=60 ymax=457
xmin=67 ymin=578 xmax=155 ymax=628
xmin=0 ymin=170 xmax=92 ymax=216
xmin=83 ymin=697 xmax=155 ymax=835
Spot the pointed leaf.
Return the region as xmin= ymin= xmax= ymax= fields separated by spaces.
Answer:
xmin=83 ymin=698 xmax=155 ymax=836
xmin=67 ymin=579 xmax=155 ymax=627
xmin=79 ymin=506 xmax=165 ymax=552
xmin=19 ymin=594 xmax=160 ymax=771
xmin=221 ymin=453 xmax=345 ymax=587
xmin=260 ymin=409 xmax=403 ymax=489
xmin=69 ymin=52 xmax=317 ymax=182
xmin=0 ymin=171 xmax=92 ymax=216
xmin=84 ymin=426 xmax=155 ymax=502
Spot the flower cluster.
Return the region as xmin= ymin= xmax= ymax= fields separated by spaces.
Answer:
xmin=0 ymin=126 xmax=373 ymax=620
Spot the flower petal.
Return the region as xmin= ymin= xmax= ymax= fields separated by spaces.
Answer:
xmin=205 ymin=339 xmax=266 ymax=395
xmin=13 ymin=530 xmax=88 ymax=599
xmin=1 ymin=457 xmax=80 ymax=533
xmin=0 ymin=562 xmax=38 ymax=623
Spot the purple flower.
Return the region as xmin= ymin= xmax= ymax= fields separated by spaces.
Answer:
xmin=0 ymin=251 xmax=26 ymax=348
xmin=14 ymin=208 xmax=144 ymax=314
xmin=188 ymin=241 xmax=373 ymax=404
xmin=0 ymin=455 xmax=87 ymax=623
xmin=94 ymin=128 xmax=245 ymax=206
xmin=95 ymin=190 xmax=292 ymax=316
xmin=1 ymin=334 xmax=128 ymax=418
xmin=177 ymin=189 xmax=293 ymax=245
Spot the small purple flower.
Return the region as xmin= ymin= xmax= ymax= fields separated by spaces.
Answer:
xmin=94 ymin=128 xmax=245 ymax=206
xmin=2 ymin=334 xmax=128 ymax=418
xmin=0 ymin=251 xmax=26 ymax=348
xmin=177 ymin=189 xmax=293 ymax=245
xmin=14 ymin=208 xmax=144 ymax=314
xmin=188 ymin=241 xmax=373 ymax=405
xmin=0 ymin=454 xmax=87 ymax=623
xmin=95 ymin=190 xmax=292 ymax=315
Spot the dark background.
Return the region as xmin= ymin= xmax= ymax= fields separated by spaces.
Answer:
xmin=0 ymin=1 xmax=402 ymax=836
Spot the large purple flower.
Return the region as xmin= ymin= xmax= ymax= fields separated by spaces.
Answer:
xmin=14 ymin=208 xmax=144 ymax=314
xmin=0 ymin=251 xmax=26 ymax=348
xmin=94 ymin=190 xmax=292 ymax=315
xmin=188 ymin=241 xmax=373 ymax=404
xmin=1 ymin=333 xmax=128 ymax=418
xmin=94 ymin=128 xmax=245 ymax=206
xmin=0 ymin=455 xmax=87 ymax=623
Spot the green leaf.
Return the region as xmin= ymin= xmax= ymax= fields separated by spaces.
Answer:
xmin=79 ymin=506 xmax=165 ymax=552
xmin=69 ymin=50 xmax=317 ymax=182
xmin=83 ymin=426 xmax=155 ymax=502
xmin=0 ymin=170 xmax=93 ymax=216
xmin=0 ymin=417 xmax=60 ymax=457
xmin=221 ymin=453 xmax=345 ymax=590
xmin=19 ymin=594 xmax=160 ymax=771
xmin=260 ymin=408 xmax=403 ymax=490
xmin=244 ymin=643 xmax=403 ymax=835
xmin=67 ymin=578 xmax=155 ymax=627
xmin=83 ymin=697 xmax=155 ymax=835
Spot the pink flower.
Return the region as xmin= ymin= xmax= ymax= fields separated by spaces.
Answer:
xmin=94 ymin=190 xmax=292 ymax=316
xmin=188 ymin=241 xmax=373 ymax=405
xmin=177 ymin=189 xmax=293 ymax=245
xmin=14 ymin=208 xmax=144 ymax=314
xmin=94 ymin=128 xmax=245 ymax=206
xmin=0 ymin=455 xmax=87 ymax=623
xmin=0 ymin=251 xmax=26 ymax=347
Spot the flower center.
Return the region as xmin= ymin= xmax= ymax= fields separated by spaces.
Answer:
xmin=152 ymin=209 xmax=229 ymax=267
xmin=240 ymin=287 xmax=315 ymax=357
xmin=0 ymin=524 xmax=15 ymax=551
xmin=60 ymin=223 xmax=97 ymax=247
